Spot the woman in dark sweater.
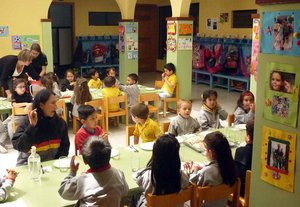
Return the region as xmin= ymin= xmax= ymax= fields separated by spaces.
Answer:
xmin=12 ymin=89 xmax=70 ymax=165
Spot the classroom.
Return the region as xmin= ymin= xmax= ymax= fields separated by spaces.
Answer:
xmin=0 ymin=0 xmax=300 ymax=206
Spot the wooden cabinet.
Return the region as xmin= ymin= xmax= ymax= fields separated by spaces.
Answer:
xmin=256 ymin=0 xmax=300 ymax=4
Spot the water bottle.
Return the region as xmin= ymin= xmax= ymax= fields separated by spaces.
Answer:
xmin=28 ymin=146 xmax=41 ymax=181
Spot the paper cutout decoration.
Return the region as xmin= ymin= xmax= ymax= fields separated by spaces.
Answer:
xmin=179 ymin=24 xmax=192 ymax=36
xmin=167 ymin=35 xmax=176 ymax=52
xmin=0 ymin=26 xmax=9 ymax=37
xmin=220 ymin=13 xmax=229 ymax=23
xmin=207 ymin=18 xmax=218 ymax=30
xmin=250 ymin=18 xmax=260 ymax=81
xmin=11 ymin=35 xmax=40 ymax=50
xmin=167 ymin=21 xmax=176 ymax=35
xmin=261 ymin=126 xmax=296 ymax=192
xmin=178 ymin=37 xmax=192 ymax=50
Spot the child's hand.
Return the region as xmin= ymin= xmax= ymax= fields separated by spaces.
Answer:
xmin=99 ymin=132 xmax=109 ymax=143
xmin=28 ymin=109 xmax=38 ymax=127
xmin=191 ymin=163 xmax=203 ymax=173
xmin=70 ymin=155 xmax=79 ymax=174
xmin=6 ymin=169 xmax=18 ymax=180
xmin=250 ymin=103 xmax=255 ymax=112
xmin=161 ymin=73 xmax=166 ymax=78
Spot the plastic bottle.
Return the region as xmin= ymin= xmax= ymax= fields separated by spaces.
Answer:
xmin=28 ymin=146 xmax=41 ymax=181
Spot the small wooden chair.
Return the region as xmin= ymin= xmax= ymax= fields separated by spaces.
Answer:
xmin=194 ymin=178 xmax=241 ymax=207
xmin=12 ymin=106 xmax=27 ymax=133
xmin=56 ymin=99 xmax=67 ymax=123
xmin=72 ymin=116 xmax=80 ymax=134
xmin=85 ymin=99 xmax=106 ymax=131
xmin=126 ymin=125 xmax=135 ymax=146
xmin=138 ymin=93 xmax=159 ymax=123
xmin=104 ymin=94 xmax=128 ymax=132
xmin=146 ymin=185 xmax=195 ymax=207
xmin=160 ymin=122 xmax=170 ymax=134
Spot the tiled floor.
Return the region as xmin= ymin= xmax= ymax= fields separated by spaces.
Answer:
xmin=0 ymin=71 xmax=241 ymax=172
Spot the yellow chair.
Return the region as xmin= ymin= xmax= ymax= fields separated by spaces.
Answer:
xmin=154 ymin=80 xmax=179 ymax=117
xmin=146 ymin=185 xmax=195 ymax=207
xmin=56 ymin=99 xmax=67 ymax=123
xmin=72 ymin=116 xmax=80 ymax=134
xmin=85 ymin=99 xmax=106 ymax=131
xmin=104 ymin=94 xmax=128 ymax=132
xmin=12 ymin=106 xmax=27 ymax=133
xmin=160 ymin=122 xmax=170 ymax=134
xmin=126 ymin=125 xmax=135 ymax=146
xmin=194 ymin=178 xmax=241 ymax=207
xmin=138 ymin=93 xmax=160 ymax=123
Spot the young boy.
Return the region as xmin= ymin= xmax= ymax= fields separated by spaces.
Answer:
xmin=197 ymin=89 xmax=228 ymax=131
xmin=75 ymin=105 xmax=108 ymax=154
xmin=131 ymin=103 xmax=163 ymax=144
xmin=87 ymin=68 xmax=102 ymax=89
xmin=101 ymin=76 xmax=123 ymax=112
xmin=159 ymin=63 xmax=177 ymax=98
xmin=58 ymin=137 xmax=129 ymax=207
xmin=235 ymin=119 xmax=254 ymax=197
xmin=168 ymin=99 xmax=200 ymax=136
xmin=0 ymin=169 xmax=18 ymax=202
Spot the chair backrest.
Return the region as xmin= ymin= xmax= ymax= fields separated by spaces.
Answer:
xmin=194 ymin=178 xmax=241 ymax=207
xmin=138 ymin=93 xmax=159 ymax=107
xmin=243 ymin=170 xmax=251 ymax=207
xmin=105 ymin=94 xmax=128 ymax=109
xmin=85 ymin=99 xmax=105 ymax=116
xmin=146 ymin=185 xmax=195 ymax=207
xmin=12 ymin=106 xmax=27 ymax=133
xmin=154 ymin=80 xmax=163 ymax=89
xmin=56 ymin=99 xmax=67 ymax=122
xmin=160 ymin=122 xmax=170 ymax=133
xmin=126 ymin=125 xmax=135 ymax=146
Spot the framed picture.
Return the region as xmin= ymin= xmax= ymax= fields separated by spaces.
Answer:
xmin=267 ymin=137 xmax=289 ymax=174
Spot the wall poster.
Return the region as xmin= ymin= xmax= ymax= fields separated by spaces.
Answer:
xmin=264 ymin=62 xmax=300 ymax=127
xmin=250 ymin=18 xmax=260 ymax=81
xmin=178 ymin=23 xmax=192 ymax=36
xmin=206 ymin=18 xmax=218 ymax=30
xmin=178 ymin=37 xmax=192 ymax=50
xmin=0 ymin=26 xmax=9 ymax=37
xmin=261 ymin=126 xmax=296 ymax=192
xmin=167 ymin=21 xmax=176 ymax=35
xmin=12 ymin=35 xmax=40 ymax=50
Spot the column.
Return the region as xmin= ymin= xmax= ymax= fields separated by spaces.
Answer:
xmin=41 ymin=19 xmax=54 ymax=73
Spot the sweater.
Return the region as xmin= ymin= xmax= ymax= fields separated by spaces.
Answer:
xmin=233 ymin=107 xmax=254 ymax=125
xmin=119 ymin=84 xmax=140 ymax=107
xmin=168 ymin=114 xmax=200 ymax=136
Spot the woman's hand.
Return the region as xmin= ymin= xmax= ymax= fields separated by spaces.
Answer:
xmin=28 ymin=109 xmax=38 ymax=127
xmin=70 ymin=155 xmax=79 ymax=174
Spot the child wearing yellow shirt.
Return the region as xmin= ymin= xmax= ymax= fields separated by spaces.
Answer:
xmin=159 ymin=63 xmax=177 ymax=98
xmin=101 ymin=76 xmax=122 ymax=112
xmin=87 ymin=68 xmax=102 ymax=89
xmin=131 ymin=103 xmax=163 ymax=144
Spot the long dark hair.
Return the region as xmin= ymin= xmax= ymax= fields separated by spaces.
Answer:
xmin=147 ymin=135 xmax=181 ymax=195
xmin=204 ymin=131 xmax=236 ymax=186
xmin=32 ymin=89 xmax=57 ymax=119
xmin=235 ymin=90 xmax=254 ymax=112
xmin=74 ymin=78 xmax=92 ymax=105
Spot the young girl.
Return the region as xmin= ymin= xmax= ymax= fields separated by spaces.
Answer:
xmin=190 ymin=131 xmax=236 ymax=207
xmin=40 ymin=72 xmax=61 ymax=98
xmin=168 ymin=99 xmax=200 ymax=136
xmin=270 ymin=70 xmax=284 ymax=91
xmin=60 ymin=69 xmax=76 ymax=91
xmin=87 ymin=68 xmax=102 ymax=89
xmin=234 ymin=91 xmax=255 ymax=125
xmin=71 ymin=78 xmax=92 ymax=118
xmin=159 ymin=63 xmax=177 ymax=98
xmin=102 ymin=67 xmax=120 ymax=88
xmin=133 ymin=134 xmax=189 ymax=207
xmin=198 ymin=90 xmax=228 ymax=131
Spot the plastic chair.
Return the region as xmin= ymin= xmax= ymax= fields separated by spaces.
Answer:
xmin=12 ymin=106 xmax=27 ymax=133
xmin=160 ymin=122 xmax=170 ymax=134
xmin=126 ymin=125 xmax=135 ymax=146
xmin=56 ymin=99 xmax=67 ymax=123
xmin=194 ymin=178 xmax=241 ymax=207
xmin=146 ymin=185 xmax=195 ymax=207
xmin=138 ymin=93 xmax=159 ymax=123
xmin=85 ymin=99 xmax=105 ymax=131
xmin=104 ymin=94 xmax=128 ymax=132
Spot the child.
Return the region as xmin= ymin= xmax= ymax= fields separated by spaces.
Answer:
xmin=87 ymin=68 xmax=102 ymax=89
xmin=71 ymin=78 xmax=92 ymax=118
xmin=0 ymin=169 xmax=18 ymax=202
xmin=75 ymin=105 xmax=108 ymax=155
xmin=283 ymin=73 xmax=295 ymax=94
xmin=60 ymin=69 xmax=76 ymax=92
xmin=198 ymin=90 xmax=228 ymax=131
xmin=40 ymin=72 xmax=61 ymax=98
xmin=58 ymin=137 xmax=129 ymax=207
xmin=234 ymin=91 xmax=255 ymax=125
xmin=131 ymin=103 xmax=163 ymax=144
xmin=159 ymin=63 xmax=177 ymax=98
xmin=168 ymin=99 xmax=200 ymax=136
xmin=103 ymin=67 xmax=120 ymax=87
xmin=133 ymin=135 xmax=189 ymax=207
xmin=190 ymin=131 xmax=236 ymax=207
xmin=235 ymin=119 xmax=254 ymax=197
xmin=101 ymin=76 xmax=122 ymax=112
xmin=270 ymin=70 xmax=284 ymax=91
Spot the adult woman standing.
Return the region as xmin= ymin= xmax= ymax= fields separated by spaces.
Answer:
xmin=30 ymin=43 xmax=48 ymax=77
xmin=12 ymin=89 xmax=70 ymax=165
xmin=0 ymin=49 xmax=39 ymax=100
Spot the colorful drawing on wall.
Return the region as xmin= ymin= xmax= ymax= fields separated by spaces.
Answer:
xmin=0 ymin=26 xmax=9 ymax=37
xmin=118 ymin=23 xmax=125 ymax=53
xmin=125 ymin=23 xmax=137 ymax=33
xmin=178 ymin=37 xmax=192 ymax=50
xmin=167 ymin=21 xmax=176 ymax=35
xmin=126 ymin=36 xmax=138 ymax=51
xmin=250 ymin=19 xmax=260 ymax=81
xmin=261 ymin=126 xmax=296 ymax=192
xmin=11 ymin=35 xmax=40 ymax=50
xmin=264 ymin=62 xmax=300 ymax=127
xmin=220 ymin=13 xmax=229 ymax=23
xmin=207 ymin=18 xmax=218 ymax=30
xmin=167 ymin=35 xmax=176 ymax=52
xmin=261 ymin=10 xmax=300 ymax=56
xmin=178 ymin=24 xmax=192 ymax=36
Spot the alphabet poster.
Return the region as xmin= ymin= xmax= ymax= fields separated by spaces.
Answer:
xmin=261 ymin=126 xmax=296 ymax=192
xmin=264 ymin=62 xmax=299 ymax=127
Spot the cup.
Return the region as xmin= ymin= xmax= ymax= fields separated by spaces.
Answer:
xmin=131 ymin=155 xmax=140 ymax=172
xmin=227 ymin=114 xmax=234 ymax=127
xmin=59 ymin=156 xmax=69 ymax=172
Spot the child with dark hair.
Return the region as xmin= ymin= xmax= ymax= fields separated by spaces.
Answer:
xmin=270 ymin=70 xmax=284 ymax=91
xmin=60 ymin=69 xmax=76 ymax=92
xmin=87 ymin=68 xmax=102 ymax=89
xmin=102 ymin=76 xmax=122 ymax=112
xmin=71 ymin=78 xmax=92 ymax=117
xmin=40 ymin=72 xmax=61 ymax=98
xmin=190 ymin=131 xmax=236 ymax=207
xmin=102 ymin=67 xmax=120 ymax=88
xmin=133 ymin=135 xmax=189 ymax=207
xmin=131 ymin=103 xmax=163 ymax=144
xmin=58 ymin=137 xmax=129 ymax=207
xmin=75 ymin=105 xmax=108 ymax=154
xmin=198 ymin=90 xmax=228 ymax=131
xmin=159 ymin=63 xmax=177 ymax=98
xmin=234 ymin=91 xmax=255 ymax=125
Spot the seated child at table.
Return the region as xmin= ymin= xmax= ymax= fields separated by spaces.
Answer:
xmin=197 ymin=89 xmax=228 ymax=131
xmin=190 ymin=131 xmax=236 ymax=207
xmin=131 ymin=103 xmax=163 ymax=144
xmin=133 ymin=134 xmax=189 ymax=207
xmin=234 ymin=119 xmax=254 ymax=197
xmin=75 ymin=105 xmax=108 ymax=155
xmin=103 ymin=67 xmax=120 ymax=88
xmin=234 ymin=91 xmax=255 ymax=125
xmin=0 ymin=169 xmax=18 ymax=202
xmin=60 ymin=69 xmax=76 ymax=92
xmin=168 ymin=99 xmax=200 ymax=136
xmin=40 ymin=72 xmax=61 ymax=98
xmin=58 ymin=136 xmax=129 ymax=207
xmin=101 ymin=76 xmax=123 ymax=112
xmin=87 ymin=68 xmax=102 ymax=89
xmin=159 ymin=63 xmax=177 ymax=99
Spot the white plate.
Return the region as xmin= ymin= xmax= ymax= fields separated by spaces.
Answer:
xmin=53 ymin=158 xmax=71 ymax=169
xmin=145 ymin=88 xmax=155 ymax=91
xmin=229 ymin=142 xmax=236 ymax=147
xmin=139 ymin=142 xmax=154 ymax=151
xmin=234 ymin=124 xmax=246 ymax=130
xmin=111 ymin=148 xmax=119 ymax=158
